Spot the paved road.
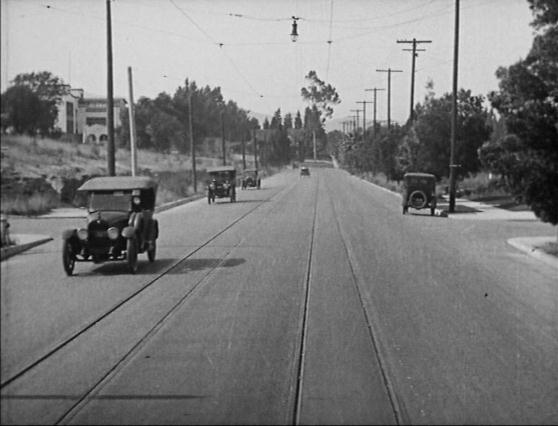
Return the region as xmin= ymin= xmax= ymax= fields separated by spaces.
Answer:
xmin=1 ymin=167 xmax=557 ymax=424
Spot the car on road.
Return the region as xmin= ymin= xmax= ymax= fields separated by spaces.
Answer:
xmin=401 ymin=172 xmax=437 ymax=216
xmin=300 ymin=166 xmax=310 ymax=177
xmin=207 ymin=166 xmax=237 ymax=203
xmin=241 ymin=168 xmax=261 ymax=190
xmin=61 ymin=176 xmax=159 ymax=275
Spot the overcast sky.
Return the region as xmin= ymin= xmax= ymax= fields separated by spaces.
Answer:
xmin=1 ymin=0 xmax=535 ymax=129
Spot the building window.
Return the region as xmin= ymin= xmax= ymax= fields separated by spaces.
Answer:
xmin=86 ymin=117 xmax=107 ymax=126
xmin=66 ymin=102 xmax=74 ymax=133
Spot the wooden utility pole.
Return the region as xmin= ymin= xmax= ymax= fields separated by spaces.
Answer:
xmin=356 ymin=100 xmax=374 ymax=137
xmin=350 ymin=109 xmax=361 ymax=136
xmin=376 ymin=68 xmax=403 ymax=130
xmin=106 ymin=0 xmax=115 ymax=176
xmin=365 ymin=87 xmax=385 ymax=137
xmin=253 ymin=129 xmax=259 ymax=169
xmin=127 ymin=67 xmax=137 ymax=176
xmin=397 ymin=38 xmax=431 ymax=122
xmin=449 ymin=0 xmax=460 ymax=213
xmin=188 ymin=88 xmax=196 ymax=192
xmin=221 ymin=110 xmax=226 ymax=166
xmin=241 ymin=138 xmax=246 ymax=170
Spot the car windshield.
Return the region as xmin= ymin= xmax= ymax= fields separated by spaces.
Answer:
xmin=89 ymin=192 xmax=131 ymax=212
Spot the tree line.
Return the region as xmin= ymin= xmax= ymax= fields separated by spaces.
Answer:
xmin=327 ymin=0 xmax=557 ymax=226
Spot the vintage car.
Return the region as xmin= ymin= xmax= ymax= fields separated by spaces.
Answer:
xmin=241 ymin=168 xmax=261 ymax=190
xmin=401 ymin=172 xmax=437 ymax=216
xmin=62 ymin=176 xmax=159 ymax=275
xmin=207 ymin=166 xmax=237 ymax=203
xmin=300 ymin=166 xmax=310 ymax=177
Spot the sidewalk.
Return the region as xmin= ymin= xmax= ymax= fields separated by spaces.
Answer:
xmin=358 ymin=176 xmax=558 ymax=270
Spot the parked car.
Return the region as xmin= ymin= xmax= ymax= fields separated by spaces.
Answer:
xmin=62 ymin=176 xmax=159 ymax=275
xmin=241 ymin=169 xmax=261 ymax=190
xmin=300 ymin=166 xmax=310 ymax=177
xmin=207 ymin=166 xmax=237 ymax=203
xmin=401 ymin=172 xmax=437 ymax=216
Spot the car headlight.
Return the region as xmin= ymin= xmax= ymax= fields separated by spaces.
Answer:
xmin=107 ymin=227 xmax=119 ymax=240
xmin=77 ymin=228 xmax=88 ymax=241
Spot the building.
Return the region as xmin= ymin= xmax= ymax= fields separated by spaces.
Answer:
xmin=78 ymin=97 xmax=126 ymax=143
xmin=54 ymin=85 xmax=126 ymax=143
xmin=54 ymin=86 xmax=84 ymax=137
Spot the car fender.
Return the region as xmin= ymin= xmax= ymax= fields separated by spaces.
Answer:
xmin=62 ymin=229 xmax=77 ymax=241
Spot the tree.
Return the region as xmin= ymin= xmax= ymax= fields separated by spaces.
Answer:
xmin=483 ymin=0 xmax=558 ymax=225
xmin=10 ymin=71 xmax=67 ymax=135
xmin=294 ymin=111 xmax=303 ymax=129
xmin=300 ymin=70 xmax=340 ymax=123
xmin=1 ymin=85 xmax=42 ymax=134
xmin=412 ymin=88 xmax=491 ymax=178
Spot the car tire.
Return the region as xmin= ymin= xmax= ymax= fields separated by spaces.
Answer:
xmin=431 ymin=206 xmax=435 ymax=216
xmin=127 ymin=238 xmax=138 ymax=274
xmin=409 ymin=190 xmax=427 ymax=209
xmin=402 ymin=206 xmax=408 ymax=215
xmin=147 ymin=240 xmax=156 ymax=262
xmin=62 ymin=241 xmax=75 ymax=276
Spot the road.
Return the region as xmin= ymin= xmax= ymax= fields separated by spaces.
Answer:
xmin=1 ymin=166 xmax=557 ymax=425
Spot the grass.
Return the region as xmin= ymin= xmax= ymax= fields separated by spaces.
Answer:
xmin=0 ymin=134 xmax=271 ymax=216
xmin=539 ymin=241 xmax=558 ymax=258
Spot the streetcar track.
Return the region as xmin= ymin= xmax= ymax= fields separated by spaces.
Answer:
xmin=323 ymin=175 xmax=405 ymax=425
xmin=0 ymin=179 xmax=299 ymax=390
xmin=57 ymin=242 xmax=244 ymax=425
xmin=292 ymin=173 xmax=320 ymax=425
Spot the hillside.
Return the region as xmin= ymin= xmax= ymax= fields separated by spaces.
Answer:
xmin=0 ymin=135 xmax=230 ymax=213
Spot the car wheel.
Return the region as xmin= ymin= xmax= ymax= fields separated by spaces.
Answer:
xmin=62 ymin=241 xmax=75 ymax=276
xmin=147 ymin=240 xmax=156 ymax=262
xmin=431 ymin=206 xmax=435 ymax=216
xmin=126 ymin=238 xmax=138 ymax=274
xmin=402 ymin=206 xmax=408 ymax=215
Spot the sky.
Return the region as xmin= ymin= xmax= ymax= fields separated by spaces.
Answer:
xmin=1 ymin=0 xmax=536 ymax=130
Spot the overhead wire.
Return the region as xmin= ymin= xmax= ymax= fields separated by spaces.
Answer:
xmin=325 ymin=0 xmax=334 ymax=80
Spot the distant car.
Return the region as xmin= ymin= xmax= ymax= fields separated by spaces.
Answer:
xmin=401 ymin=172 xmax=437 ymax=216
xmin=300 ymin=166 xmax=310 ymax=177
xmin=207 ymin=166 xmax=237 ymax=203
xmin=241 ymin=168 xmax=261 ymax=190
xmin=61 ymin=176 xmax=159 ymax=275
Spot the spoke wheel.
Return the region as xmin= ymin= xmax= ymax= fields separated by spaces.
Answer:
xmin=147 ymin=240 xmax=156 ymax=262
xmin=127 ymin=238 xmax=138 ymax=274
xmin=62 ymin=241 xmax=75 ymax=276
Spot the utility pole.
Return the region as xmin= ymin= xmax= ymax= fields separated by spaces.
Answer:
xmin=376 ymin=68 xmax=403 ymax=130
xmin=221 ymin=109 xmax=226 ymax=166
xmin=127 ymin=66 xmax=137 ymax=177
xmin=106 ymin=0 xmax=115 ymax=176
xmin=356 ymin=100 xmax=374 ymax=137
xmin=365 ymin=87 xmax=385 ymax=137
xmin=241 ymin=137 xmax=246 ymax=170
xmin=350 ymin=109 xmax=361 ymax=137
xmin=397 ymin=38 xmax=431 ymax=122
xmin=188 ymin=87 xmax=196 ymax=192
xmin=449 ymin=0 xmax=460 ymax=213
xmin=253 ymin=129 xmax=259 ymax=169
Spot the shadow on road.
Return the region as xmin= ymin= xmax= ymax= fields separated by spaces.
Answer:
xmin=170 ymin=257 xmax=246 ymax=274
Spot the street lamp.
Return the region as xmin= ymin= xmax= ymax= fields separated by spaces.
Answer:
xmin=290 ymin=17 xmax=299 ymax=42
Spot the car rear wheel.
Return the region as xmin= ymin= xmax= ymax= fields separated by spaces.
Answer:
xmin=62 ymin=241 xmax=75 ymax=276
xmin=127 ymin=238 xmax=138 ymax=273
xmin=147 ymin=240 xmax=156 ymax=262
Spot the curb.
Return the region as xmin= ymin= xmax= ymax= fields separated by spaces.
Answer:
xmin=507 ymin=237 xmax=558 ymax=270
xmin=0 ymin=237 xmax=54 ymax=262
xmin=155 ymin=193 xmax=205 ymax=213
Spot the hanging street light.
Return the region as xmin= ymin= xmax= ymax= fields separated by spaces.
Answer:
xmin=290 ymin=17 xmax=299 ymax=42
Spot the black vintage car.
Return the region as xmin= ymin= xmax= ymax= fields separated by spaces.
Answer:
xmin=207 ymin=166 xmax=237 ymax=203
xmin=401 ymin=172 xmax=437 ymax=216
xmin=241 ymin=168 xmax=261 ymax=190
xmin=62 ymin=176 xmax=159 ymax=275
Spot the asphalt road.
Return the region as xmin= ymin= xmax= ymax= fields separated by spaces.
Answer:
xmin=1 ymin=166 xmax=557 ymax=425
